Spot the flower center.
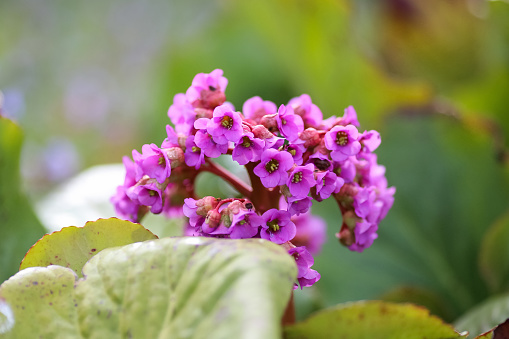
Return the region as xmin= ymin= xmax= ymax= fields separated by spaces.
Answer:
xmin=292 ymin=172 xmax=303 ymax=183
xmin=281 ymin=118 xmax=287 ymax=125
xmin=148 ymin=190 xmax=157 ymax=197
xmin=158 ymin=156 xmax=166 ymax=166
xmin=191 ymin=146 xmax=200 ymax=153
xmin=221 ymin=115 xmax=233 ymax=129
xmin=265 ymin=159 xmax=279 ymax=173
xmin=241 ymin=136 xmax=252 ymax=148
xmin=336 ymin=131 xmax=348 ymax=146
xmin=267 ymin=219 xmax=280 ymax=232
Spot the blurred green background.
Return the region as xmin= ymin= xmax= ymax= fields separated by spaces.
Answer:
xmin=1 ymin=0 xmax=509 ymax=335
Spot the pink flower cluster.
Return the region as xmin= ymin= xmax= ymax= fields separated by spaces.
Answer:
xmin=111 ymin=69 xmax=395 ymax=289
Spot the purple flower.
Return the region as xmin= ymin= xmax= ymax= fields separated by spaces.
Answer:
xmin=349 ymin=220 xmax=378 ymax=252
xmin=132 ymin=144 xmax=171 ymax=184
xmin=183 ymin=198 xmax=205 ymax=227
xmin=340 ymin=105 xmax=360 ymax=127
xmin=184 ymin=135 xmax=205 ymax=169
xmin=167 ymin=93 xmax=196 ymax=135
xmin=324 ymin=125 xmax=361 ymax=162
xmin=111 ymin=156 xmax=140 ymax=222
xmin=287 ymin=196 xmax=313 ymax=216
xmin=308 ymin=152 xmax=332 ymax=171
xmin=121 ymin=155 xmax=137 ymax=187
xmin=232 ymin=132 xmax=264 ymax=165
xmin=288 ymin=94 xmax=323 ymax=128
xmin=359 ymin=130 xmax=381 ymax=153
xmin=242 ymin=96 xmax=277 ymax=122
xmin=288 ymin=246 xmax=321 ymax=289
xmin=183 ymin=221 xmax=204 ymax=237
xmin=377 ymin=186 xmax=396 ymax=222
xmin=186 ymin=69 xmax=228 ymax=109
xmin=206 ymin=104 xmax=243 ymax=144
xmin=287 ymin=164 xmax=316 ymax=198
xmin=111 ymin=186 xmax=140 ymax=222
xmin=253 ymin=149 xmax=294 ymax=188
xmin=194 ymin=129 xmax=228 ymax=158
xmin=127 ymin=181 xmax=163 ymax=214
xmin=276 ymin=104 xmax=304 ymax=142
xmin=353 ymin=186 xmax=381 ymax=223
xmin=229 ymin=210 xmax=259 ymax=239
xmin=336 ymin=157 xmax=357 ymax=183
xmin=263 ymin=136 xmax=285 ymax=151
xmin=315 ymin=171 xmax=344 ymax=201
xmin=284 ymin=143 xmax=305 ymax=165
xmin=252 ymin=209 xmax=296 ymax=244
xmin=279 ymin=195 xmax=312 ymax=216
xmin=161 ymin=125 xmax=180 ymax=148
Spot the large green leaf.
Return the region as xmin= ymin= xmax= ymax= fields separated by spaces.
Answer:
xmin=284 ymin=301 xmax=466 ymax=339
xmin=454 ymin=293 xmax=509 ymax=338
xmin=0 ymin=117 xmax=46 ymax=283
xmin=19 ymin=218 xmax=158 ymax=277
xmin=0 ymin=237 xmax=296 ymax=338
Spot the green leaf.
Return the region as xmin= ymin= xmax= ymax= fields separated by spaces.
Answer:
xmin=19 ymin=218 xmax=158 ymax=278
xmin=284 ymin=301 xmax=466 ymax=339
xmin=454 ymin=293 xmax=509 ymax=338
xmin=379 ymin=285 xmax=454 ymax=322
xmin=0 ymin=237 xmax=296 ymax=338
xmin=479 ymin=210 xmax=509 ymax=293
xmin=0 ymin=117 xmax=46 ymax=283
xmin=473 ymin=319 xmax=509 ymax=339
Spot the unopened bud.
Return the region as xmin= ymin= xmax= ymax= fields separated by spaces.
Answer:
xmin=280 ymin=184 xmax=291 ymax=198
xmin=300 ymin=128 xmax=320 ymax=148
xmin=201 ymin=90 xmax=226 ymax=109
xmin=164 ymin=147 xmax=185 ymax=168
xmin=178 ymin=135 xmax=188 ymax=149
xmin=195 ymin=108 xmax=213 ymax=119
xmin=252 ymin=124 xmax=274 ymax=139
xmin=260 ymin=114 xmax=278 ymax=133
xmin=336 ymin=224 xmax=354 ymax=247
xmin=196 ymin=196 xmax=220 ymax=216
xmin=333 ymin=184 xmax=358 ymax=210
xmin=205 ymin=210 xmax=221 ymax=228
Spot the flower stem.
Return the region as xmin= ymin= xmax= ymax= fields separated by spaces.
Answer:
xmin=204 ymin=160 xmax=253 ymax=198
xmin=281 ymin=292 xmax=295 ymax=326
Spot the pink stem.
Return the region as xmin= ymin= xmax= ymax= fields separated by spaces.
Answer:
xmin=204 ymin=160 xmax=253 ymax=198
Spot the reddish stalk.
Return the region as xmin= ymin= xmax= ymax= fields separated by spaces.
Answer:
xmin=281 ymin=292 xmax=295 ymax=326
xmin=204 ymin=160 xmax=253 ymax=198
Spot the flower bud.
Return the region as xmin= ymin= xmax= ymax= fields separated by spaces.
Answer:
xmin=196 ymin=196 xmax=220 ymax=216
xmin=205 ymin=209 xmax=221 ymax=228
xmin=252 ymin=124 xmax=274 ymax=139
xmin=164 ymin=147 xmax=185 ymax=169
xmin=260 ymin=114 xmax=278 ymax=133
xmin=299 ymin=128 xmax=320 ymax=148
xmin=178 ymin=135 xmax=188 ymax=149
xmin=280 ymin=184 xmax=291 ymax=198
xmin=200 ymin=89 xmax=226 ymax=109
xmin=336 ymin=224 xmax=354 ymax=247
xmin=194 ymin=108 xmax=213 ymax=119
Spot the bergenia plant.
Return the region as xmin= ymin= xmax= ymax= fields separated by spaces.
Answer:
xmin=111 ymin=69 xmax=395 ymax=289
